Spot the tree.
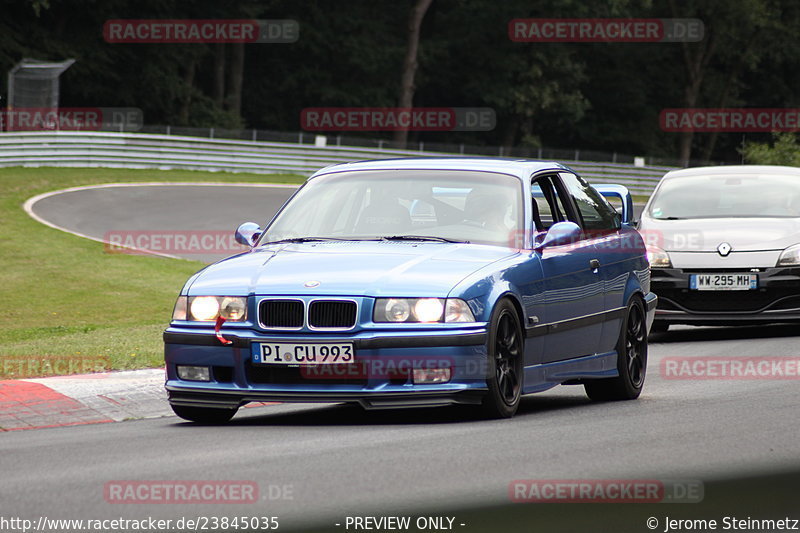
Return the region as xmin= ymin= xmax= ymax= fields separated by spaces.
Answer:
xmin=665 ymin=0 xmax=780 ymax=165
xmin=393 ymin=0 xmax=434 ymax=148
xmin=741 ymin=133 xmax=800 ymax=166
xmin=419 ymin=0 xmax=591 ymax=150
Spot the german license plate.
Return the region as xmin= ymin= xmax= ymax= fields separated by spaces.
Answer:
xmin=689 ymin=273 xmax=758 ymax=291
xmin=254 ymin=343 xmax=354 ymax=365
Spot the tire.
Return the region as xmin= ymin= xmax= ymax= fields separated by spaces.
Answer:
xmin=650 ymin=321 xmax=669 ymax=335
xmin=171 ymin=404 xmax=237 ymax=424
xmin=584 ymin=296 xmax=648 ymax=401
xmin=480 ymin=299 xmax=524 ymax=418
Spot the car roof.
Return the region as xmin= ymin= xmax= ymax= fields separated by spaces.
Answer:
xmin=662 ymin=164 xmax=800 ymax=180
xmin=310 ymin=157 xmax=571 ymax=180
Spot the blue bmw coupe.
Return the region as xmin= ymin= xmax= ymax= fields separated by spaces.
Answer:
xmin=164 ymin=158 xmax=657 ymax=421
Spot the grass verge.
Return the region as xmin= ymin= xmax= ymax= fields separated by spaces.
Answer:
xmin=0 ymin=166 xmax=304 ymax=378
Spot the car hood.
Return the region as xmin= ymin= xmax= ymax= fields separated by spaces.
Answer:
xmin=187 ymin=241 xmax=517 ymax=297
xmin=640 ymin=217 xmax=800 ymax=252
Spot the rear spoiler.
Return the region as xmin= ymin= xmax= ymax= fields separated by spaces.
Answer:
xmin=594 ymin=184 xmax=634 ymax=225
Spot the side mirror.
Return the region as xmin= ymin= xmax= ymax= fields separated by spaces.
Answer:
xmin=594 ymin=184 xmax=634 ymax=225
xmin=235 ymin=222 xmax=262 ymax=247
xmin=535 ymin=221 xmax=582 ymax=250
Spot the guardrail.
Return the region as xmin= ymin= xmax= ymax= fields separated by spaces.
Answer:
xmin=0 ymin=131 xmax=673 ymax=195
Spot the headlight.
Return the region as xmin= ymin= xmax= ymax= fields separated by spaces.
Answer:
xmin=220 ymin=297 xmax=247 ymax=320
xmin=374 ymin=298 xmax=475 ymax=323
xmin=414 ymin=298 xmax=444 ymax=322
xmin=383 ymin=298 xmax=411 ymax=322
xmin=179 ymin=296 xmax=248 ymax=322
xmin=777 ymin=244 xmax=800 ymax=266
xmin=190 ymin=296 xmax=220 ymax=321
xmin=646 ymin=246 xmax=672 ymax=268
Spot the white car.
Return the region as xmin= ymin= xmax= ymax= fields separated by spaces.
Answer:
xmin=639 ymin=165 xmax=800 ymax=332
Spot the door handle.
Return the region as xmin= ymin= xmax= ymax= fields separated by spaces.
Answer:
xmin=589 ymin=259 xmax=600 ymax=272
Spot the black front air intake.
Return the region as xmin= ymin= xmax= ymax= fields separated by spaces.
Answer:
xmin=308 ymin=300 xmax=357 ymax=329
xmin=259 ymin=299 xmax=304 ymax=329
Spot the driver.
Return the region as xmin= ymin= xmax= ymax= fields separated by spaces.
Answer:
xmin=463 ymin=189 xmax=513 ymax=234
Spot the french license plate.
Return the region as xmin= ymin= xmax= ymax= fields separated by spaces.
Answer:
xmin=689 ymin=273 xmax=758 ymax=291
xmin=254 ymin=343 xmax=354 ymax=365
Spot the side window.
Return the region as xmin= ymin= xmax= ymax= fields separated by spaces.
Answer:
xmin=531 ymin=174 xmax=575 ymax=231
xmin=559 ymin=172 xmax=620 ymax=231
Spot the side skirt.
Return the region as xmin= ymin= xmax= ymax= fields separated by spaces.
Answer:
xmin=521 ymin=351 xmax=618 ymax=394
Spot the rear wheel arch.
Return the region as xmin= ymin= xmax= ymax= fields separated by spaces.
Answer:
xmin=628 ymin=290 xmax=645 ymax=307
xmin=585 ymin=294 xmax=648 ymax=401
xmin=622 ymin=270 xmax=647 ymax=306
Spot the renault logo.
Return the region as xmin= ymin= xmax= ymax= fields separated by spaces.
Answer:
xmin=717 ymin=242 xmax=732 ymax=257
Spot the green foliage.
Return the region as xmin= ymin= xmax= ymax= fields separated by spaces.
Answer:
xmin=741 ymin=133 xmax=800 ymax=166
xmin=0 ymin=0 xmax=798 ymax=163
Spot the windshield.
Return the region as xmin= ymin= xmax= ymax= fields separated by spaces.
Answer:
xmin=648 ymin=174 xmax=800 ymax=219
xmin=260 ymin=169 xmax=523 ymax=247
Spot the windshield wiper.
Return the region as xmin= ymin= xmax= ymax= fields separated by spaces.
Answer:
xmin=382 ymin=235 xmax=468 ymax=244
xmin=260 ymin=235 xmax=468 ymax=245
xmin=260 ymin=237 xmax=359 ymax=245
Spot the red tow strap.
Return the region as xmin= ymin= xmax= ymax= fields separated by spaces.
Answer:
xmin=215 ymin=315 xmax=233 ymax=345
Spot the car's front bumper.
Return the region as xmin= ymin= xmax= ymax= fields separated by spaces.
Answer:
xmin=164 ymin=326 xmax=490 ymax=410
xmin=651 ymin=266 xmax=800 ymax=325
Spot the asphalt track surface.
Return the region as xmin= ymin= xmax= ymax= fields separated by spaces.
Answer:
xmin=27 ymin=184 xmax=298 ymax=263
xmin=10 ymin=184 xmax=800 ymax=532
